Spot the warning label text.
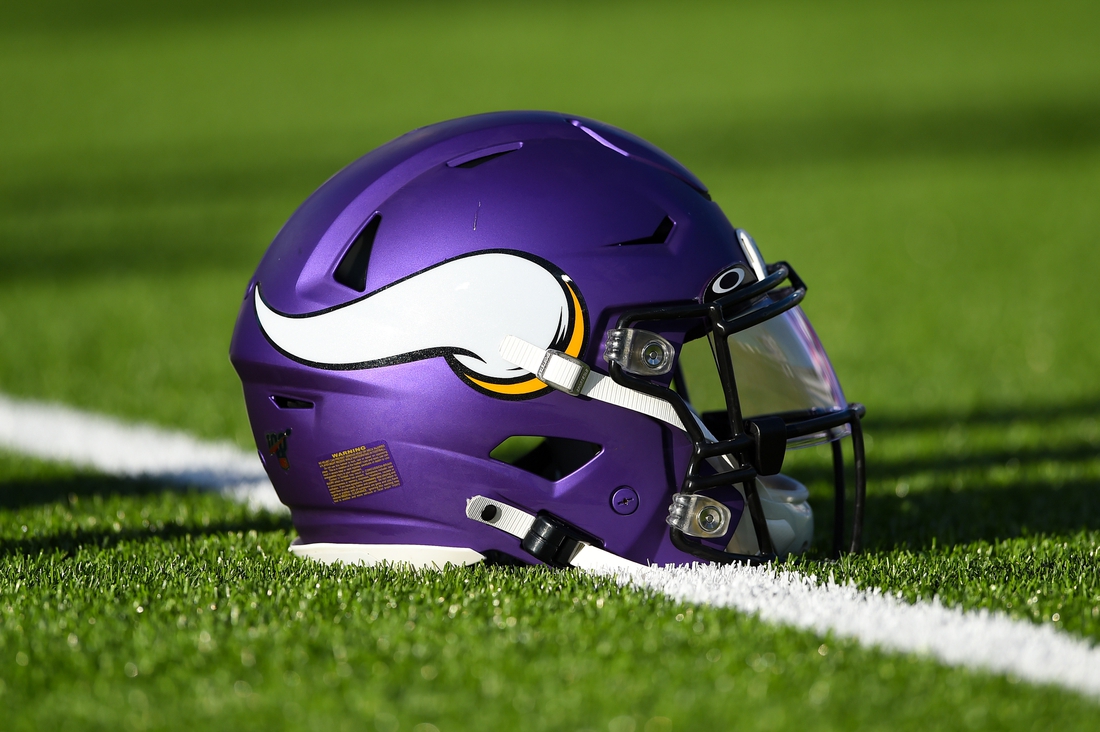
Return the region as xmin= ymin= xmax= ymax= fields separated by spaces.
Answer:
xmin=318 ymin=441 xmax=401 ymax=503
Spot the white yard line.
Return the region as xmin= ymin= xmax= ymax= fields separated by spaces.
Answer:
xmin=605 ymin=563 xmax=1100 ymax=699
xmin=2 ymin=394 xmax=1098 ymax=698
xmin=0 ymin=394 xmax=283 ymax=512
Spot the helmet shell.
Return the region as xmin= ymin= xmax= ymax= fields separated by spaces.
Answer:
xmin=230 ymin=111 xmax=750 ymax=564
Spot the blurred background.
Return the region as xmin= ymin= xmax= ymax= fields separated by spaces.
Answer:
xmin=5 ymin=6 xmax=1100 ymax=726
xmin=1 ymin=0 xmax=1097 ymax=450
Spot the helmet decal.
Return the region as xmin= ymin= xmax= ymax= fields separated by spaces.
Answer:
xmin=254 ymin=250 xmax=588 ymax=399
xmin=704 ymin=262 xmax=758 ymax=302
xmin=265 ymin=429 xmax=292 ymax=470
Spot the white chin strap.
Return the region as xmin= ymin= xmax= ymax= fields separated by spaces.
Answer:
xmin=465 ymin=496 xmax=643 ymax=571
xmin=499 ymin=336 xmax=686 ymax=431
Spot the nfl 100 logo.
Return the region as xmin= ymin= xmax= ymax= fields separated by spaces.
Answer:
xmin=265 ymin=429 xmax=292 ymax=470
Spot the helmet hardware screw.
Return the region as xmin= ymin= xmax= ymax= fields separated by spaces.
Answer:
xmin=642 ymin=342 xmax=666 ymax=369
xmin=698 ymin=506 xmax=723 ymax=533
xmin=481 ymin=505 xmax=500 ymax=523
xmin=610 ymin=486 xmax=640 ymax=516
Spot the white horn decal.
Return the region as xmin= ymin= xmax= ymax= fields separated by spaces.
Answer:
xmin=255 ymin=251 xmax=588 ymax=398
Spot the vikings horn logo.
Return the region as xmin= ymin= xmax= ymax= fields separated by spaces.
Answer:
xmin=254 ymin=250 xmax=589 ymax=399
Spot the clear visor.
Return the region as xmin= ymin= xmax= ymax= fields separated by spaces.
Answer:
xmin=679 ymin=305 xmax=848 ymax=448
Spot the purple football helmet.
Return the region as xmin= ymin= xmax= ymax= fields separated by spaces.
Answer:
xmin=229 ymin=111 xmax=866 ymax=569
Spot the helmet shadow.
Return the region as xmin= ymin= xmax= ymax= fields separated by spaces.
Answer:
xmin=793 ymin=397 xmax=1100 ymax=552
xmin=0 ymin=471 xmax=291 ymax=557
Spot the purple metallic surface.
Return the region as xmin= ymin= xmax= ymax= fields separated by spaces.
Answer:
xmin=230 ymin=111 xmax=749 ymax=566
xmin=610 ymin=487 xmax=640 ymax=516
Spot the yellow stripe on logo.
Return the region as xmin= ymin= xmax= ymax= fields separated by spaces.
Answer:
xmin=467 ymin=375 xmax=548 ymax=395
xmin=471 ymin=276 xmax=587 ymax=398
xmin=563 ymin=281 xmax=585 ymax=358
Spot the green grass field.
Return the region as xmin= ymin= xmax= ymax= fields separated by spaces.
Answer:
xmin=2 ymin=1 xmax=1100 ymax=729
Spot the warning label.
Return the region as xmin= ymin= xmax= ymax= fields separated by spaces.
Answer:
xmin=318 ymin=441 xmax=401 ymax=503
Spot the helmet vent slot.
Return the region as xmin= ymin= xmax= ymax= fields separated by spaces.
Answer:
xmin=490 ymin=436 xmax=601 ymax=481
xmin=608 ymin=215 xmax=674 ymax=246
xmin=333 ymin=214 xmax=381 ymax=292
xmin=447 ymin=141 xmax=524 ymax=168
xmin=271 ymin=395 xmax=314 ymax=410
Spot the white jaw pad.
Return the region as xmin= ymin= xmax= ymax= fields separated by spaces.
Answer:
xmin=569 ymin=543 xmax=646 ymax=572
xmin=289 ymin=539 xmax=485 ymax=569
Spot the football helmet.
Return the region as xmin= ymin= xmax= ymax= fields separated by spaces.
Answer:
xmin=229 ymin=111 xmax=866 ymax=569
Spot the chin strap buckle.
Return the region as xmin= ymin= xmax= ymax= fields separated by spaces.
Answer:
xmin=466 ymin=495 xmax=642 ymax=571
xmin=537 ymin=350 xmax=591 ymax=396
xmin=521 ymin=513 xmax=597 ymax=566
xmin=499 ymin=335 xmax=686 ymax=431
xmin=499 ymin=336 xmax=590 ymax=395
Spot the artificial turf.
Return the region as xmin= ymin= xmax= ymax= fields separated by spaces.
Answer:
xmin=5 ymin=453 xmax=1100 ymax=732
xmin=3 ymin=0 xmax=1100 ymax=728
xmin=787 ymin=402 xmax=1100 ymax=641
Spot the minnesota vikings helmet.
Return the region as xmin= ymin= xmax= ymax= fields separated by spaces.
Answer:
xmin=229 ymin=111 xmax=866 ymax=569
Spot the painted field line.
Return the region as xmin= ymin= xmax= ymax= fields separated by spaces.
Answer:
xmin=0 ymin=394 xmax=283 ymax=512
xmin=603 ymin=563 xmax=1100 ymax=699
xmin=3 ymin=394 xmax=1098 ymax=699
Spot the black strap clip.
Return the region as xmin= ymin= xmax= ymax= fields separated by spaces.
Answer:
xmin=746 ymin=415 xmax=787 ymax=476
xmin=521 ymin=512 xmax=602 ymax=567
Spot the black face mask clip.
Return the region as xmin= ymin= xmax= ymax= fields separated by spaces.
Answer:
xmin=608 ymin=261 xmax=866 ymax=564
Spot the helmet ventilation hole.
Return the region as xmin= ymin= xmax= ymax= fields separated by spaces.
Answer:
xmin=447 ymin=141 xmax=524 ymax=168
xmin=608 ymin=216 xmax=674 ymax=247
xmin=270 ymin=395 xmax=314 ymax=410
xmin=490 ymin=436 xmax=601 ymax=481
xmin=333 ymin=214 xmax=381 ymax=292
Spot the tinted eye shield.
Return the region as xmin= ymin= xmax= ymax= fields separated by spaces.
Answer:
xmin=608 ymin=261 xmax=866 ymax=563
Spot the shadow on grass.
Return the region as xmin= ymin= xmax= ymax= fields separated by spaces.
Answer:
xmin=6 ymin=92 xmax=1100 ymax=285
xmin=679 ymin=94 xmax=1100 ymax=173
xmin=796 ymin=442 xmax=1098 ymax=486
xmin=5 ymin=0 xmax=366 ymax=32
xmin=800 ymin=397 xmax=1100 ymax=552
xmin=865 ymin=398 xmax=1100 ymax=434
xmin=1 ymin=471 xmax=205 ymax=510
xmin=849 ymin=477 xmax=1100 ymax=552
xmin=0 ymin=153 xmax=330 ymax=284
xmin=0 ymin=472 xmax=292 ymax=557
xmin=0 ymin=515 xmax=291 ymax=558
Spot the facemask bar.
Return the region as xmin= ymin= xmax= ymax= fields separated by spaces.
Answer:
xmin=608 ymin=260 xmax=866 ymax=563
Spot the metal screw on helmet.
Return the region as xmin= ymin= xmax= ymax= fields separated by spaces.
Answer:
xmin=604 ymin=328 xmax=675 ymax=377
xmin=642 ymin=342 xmax=666 ymax=369
xmin=698 ymin=506 xmax=723 ymax=533
xmin=610 ymin=486 xmax=640 ymax=516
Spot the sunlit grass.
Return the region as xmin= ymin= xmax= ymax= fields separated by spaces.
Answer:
xmin=3 ymin=454 xmax=1099 ymax=731
xmin=3 ymin=0 xmax=1100 ymax=728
